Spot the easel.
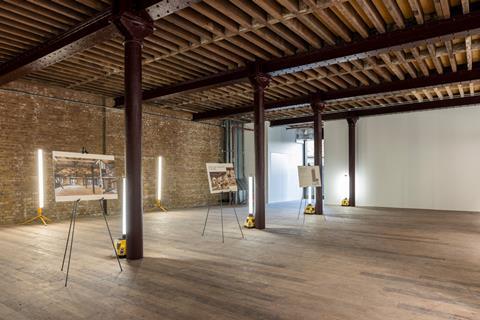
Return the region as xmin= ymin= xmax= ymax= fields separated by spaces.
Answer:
xmin=297 ymin=195 xmax=308 ymax=224
xmin=23 ymin=208 xmax=50 ymax=226
xmin=61 ymin=198 xmax=122 ymax=287
xmin=202 ymin=191 xmax=244 ymax=243
xmin=297 ymin=186 xmax=326 ymax=224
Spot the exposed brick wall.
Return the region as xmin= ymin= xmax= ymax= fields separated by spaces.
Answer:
xmin=0 ymin=80 xmax=223 ymax=224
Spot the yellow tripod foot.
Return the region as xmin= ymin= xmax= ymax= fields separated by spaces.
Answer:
xmin=244 ymin=214 xmax=255 ymax=228
xmin=115 ymin=237 xmax=127 ymax=258
xmin=304 ymin=204 xmax=316 ymax=215
xmin=24 ymin=208 xmax=50 ymax=225
xmin=155 ymin=200 xmax=167 ymax=212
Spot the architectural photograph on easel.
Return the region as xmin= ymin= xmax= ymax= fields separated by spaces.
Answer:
xmin=206 ymin=163 xmax=238 ymax=193
xmin=53 ymin=151 xmax=118 ymax=202
xmin=298 ymin=165 xmax=321 ymax=188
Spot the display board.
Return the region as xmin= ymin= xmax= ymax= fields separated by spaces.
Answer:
xmin=53 ymin=151 xmax=118 ymax=202
xmin=298 ymin=165 xmax=321 ymax=188
xmin=206 ymin=163 xmax=238 ymax=194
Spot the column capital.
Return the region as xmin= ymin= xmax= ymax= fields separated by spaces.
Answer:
xmin=310 ymin=95 xmax=326 ymax=112
xmin=347 ymin=116 xmax=359 ymax=126
xmin=249 ymin=72 xmax=271 ymax=91
xmin=114 ymin=10 xmax=154 ymax=41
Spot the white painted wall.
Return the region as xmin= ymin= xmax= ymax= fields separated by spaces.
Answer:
xmin=324 ymin=120 xmax=349 ymax=205
xmin=267 ymin=126 xmax=303 ymax=203
xmin=244 ymin=122 xmax=270 ymax=201
xmin=323 ymin=106 xmax=480 ymax=212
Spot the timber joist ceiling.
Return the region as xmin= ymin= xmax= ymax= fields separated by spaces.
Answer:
xmin=1 ymin=0 xmax=480 ymax=123
xmin=258 ymin=80 xmax=480 ymax=122
xmin=0 ymin=0 xmax=111 ymax=63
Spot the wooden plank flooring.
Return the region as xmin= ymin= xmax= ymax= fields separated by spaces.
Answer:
xmin=1 ymin=203 xmax=480 ymax=320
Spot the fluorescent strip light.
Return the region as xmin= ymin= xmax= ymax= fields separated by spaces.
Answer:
xmin=343 ymin=174 xmax=349 ymax=199
xmin=37 ymin=149 xmax=44 ymax=209
xmin=248 ymin=176 xmax=254 ymax=214
xmin=122 ymin=177 xmax=126 ymax=235
xmin=157 ymin=156 xmax=162 ymax=201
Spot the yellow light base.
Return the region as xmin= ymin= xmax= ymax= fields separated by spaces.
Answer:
xmin=304 ymin=204 xmax=316 ymax=215
xmin=244 ymin=214 xmax=255 ymax=228
xmin=23 ymin=208 xmax=50 ymax=225
xmin=341 ymin=198 xmax=350 ymax=206
xmin=155 ymin=200 xmax=167 ymax=212
xmin=115 ymin=237 xmax=127 ymax=258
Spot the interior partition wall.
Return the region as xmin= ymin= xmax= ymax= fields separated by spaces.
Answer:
xmin=268 ymin=126 xmax=303 ymax=203
xmin=324 ymin=106 xmax=480 ymax=212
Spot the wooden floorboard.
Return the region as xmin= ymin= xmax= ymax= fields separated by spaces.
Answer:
xmin=1 ymin=203 xmax=479 ymax=320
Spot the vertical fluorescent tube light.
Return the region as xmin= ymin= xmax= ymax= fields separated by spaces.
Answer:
xmin=37 ymin=149 xmax=44 ymax=210
xmin=157 ymin=156 xmax=162 ymax=201
xmin=343 ymin=174 xmax=349 ymax=199
xmin=122 ymin=177 xmax=126 ymax=235
xmin=307 ymin=186 xmax=312 ymax=205
xmin=248 ymin=176 xmax=254 ymax=214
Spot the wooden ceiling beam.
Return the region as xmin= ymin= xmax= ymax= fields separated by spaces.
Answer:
xmin=0 ymin=0 xmax=199 ymax=85
xmin=445 ymin=40 xmax=457 ymax=72
xmin=410 ymin=47 xmax=429 ymax=76
xmin=161 ymin=39 xmax=480 ymax=110
xmin=466 ymin=36 xmax=473 ymax=70
xmin=427 ymin=44 xmax=444 ymax=74
xmin=115 ymin=10 xmax=480 ymax=105
xmin=264 ymin=11 xmax=480 ymax=76
xmin=334 ymin=2 xmax=369 ymax=38
xmin=0 ymin=8 xmax=115 ymax=85
xmin=108 ymin=4 xmax=331 ymax=85
xmin=383 ymin=0 xmax=405 ymax=29
xmin=407 ymin=0 xmax=424 ymax=24
xmin=269 ymin=95 xmax=480 ymax=126
xmin=192 ymin=63 xmax=480 ymax=121
xmin=462 ymin=0 xmax=470 ymax=14
xmin=115 ymin=67 xmax=250 ymax=106
xmin=356 ymin=0 xmax=386 ymax=34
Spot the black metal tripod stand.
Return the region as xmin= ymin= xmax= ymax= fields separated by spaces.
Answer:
xmin=202 ymin=191 xmax=245 ymax=243
xmin=61 ymin=198 xmax=122 ymax=287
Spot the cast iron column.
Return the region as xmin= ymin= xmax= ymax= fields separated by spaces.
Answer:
xmin=114 ymin=11 xmax=153 ymax=260
xmin=347 ymin=117 xmax=358 ymax=207
xmin=311 ymin=96 xmax=325 ymax=215
xmin=249 ymin=71 xmax=271 ymax=229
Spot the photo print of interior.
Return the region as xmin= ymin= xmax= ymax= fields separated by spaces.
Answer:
xmin=53 ymin=152 xmax=118 ymax=201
